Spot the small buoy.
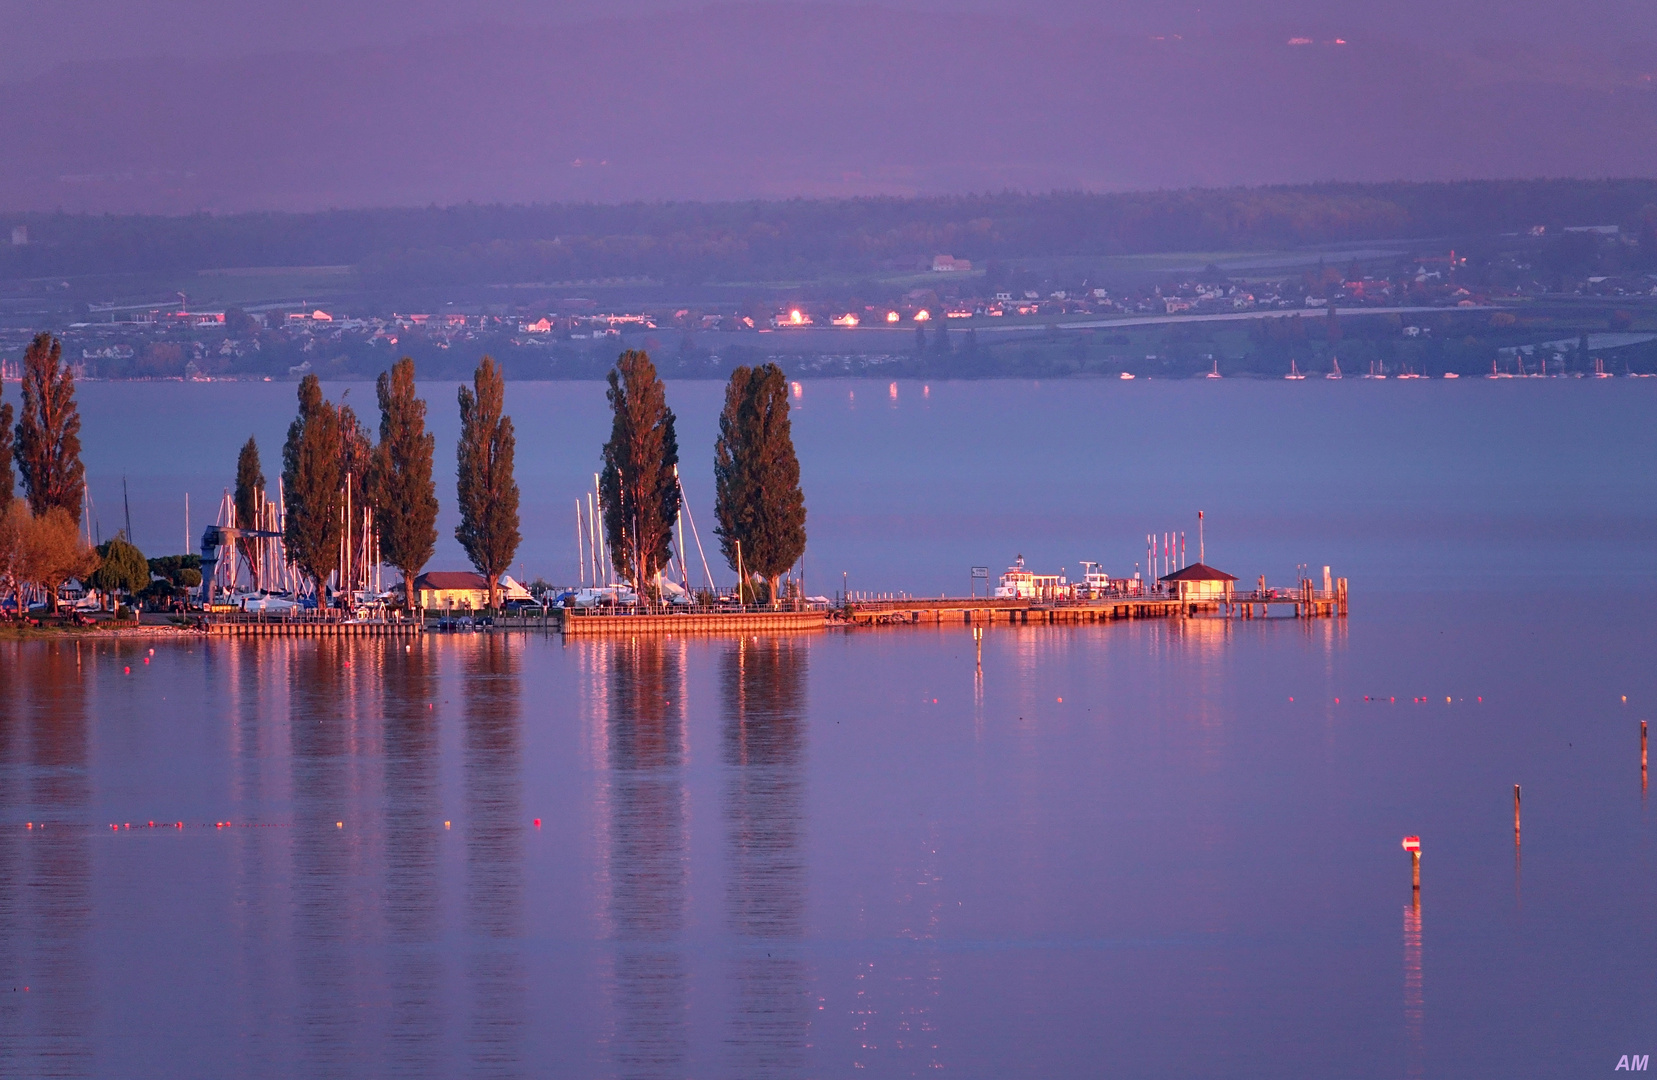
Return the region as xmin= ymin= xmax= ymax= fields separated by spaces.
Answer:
xmin=1057 ymin=697 xmax=1062 ymax=703
xmin=444 ymin=821 xmax=451 ymax=829
xmin=110 ymin=824 xmax=118 ymax=830
xmin=176 ymin=822 xmax=182 ymax=828
xmin=1334 ymin=698 xmax=1340 ymax=704
xmin=143 ymin=657 xmax=149 ymax=665
xmin=1288 ymin=697 xmax=1294 ymax=702
xmin=1446 ymin=696 xmax=1452 ymax=703
xmin=123 ymin=666 xmax=130 ymax=674
xmin=533 ymin=818 xmax=542 ymax=828
xmin=336 ymin=822 xmax=344 ymax=829
xmin=25 ymin=822 xmax=32 ymax=829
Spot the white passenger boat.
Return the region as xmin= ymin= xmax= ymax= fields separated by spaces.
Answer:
xmin=993 ymin=556 xmax=1065 ymax=600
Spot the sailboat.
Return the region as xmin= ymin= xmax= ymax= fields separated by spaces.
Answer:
xmin=1325 ymin=356 xmax=1343 ymax=380
xmin=1363 ymin=361 xmax=1387 ymax=379
xmin=1206 ymin=359 xmax=1223 ymax=379
xmin=1285 ymin=359 xmax=1306 ymax=380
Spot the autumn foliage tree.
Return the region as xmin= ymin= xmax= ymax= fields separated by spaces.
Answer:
xmin=455 ymin=356 xmax=519 ymax=609
xmin=0 ymin=502 xmax=28 ymax=613
xmin=0 ymin=374 xmax=13 ymax=518
xmin=714 ymin=363 xmax=806 ymax=606
xmin=600 ymin=350 xmax=680 ymax=598
xmin=16 ymin=333 xmax=84 ymax=522
xmin=372 ymin=358 xmax=439 ymax=610
xmin=18 ymin=503 xmax=97 ymax=606
xmin=281 ymin=374 xmax=343 ymax=599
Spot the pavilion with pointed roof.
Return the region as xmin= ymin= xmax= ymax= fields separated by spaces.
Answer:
xmin=1158 ymin=562 xmax=1238 ymax=601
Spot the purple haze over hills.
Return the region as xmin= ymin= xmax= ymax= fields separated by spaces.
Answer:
xmin=1 ymin=1 xmax=1654 ymax=213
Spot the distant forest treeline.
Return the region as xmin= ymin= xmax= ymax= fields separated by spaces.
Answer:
xmin=7 ymin=180 xmax=1657 ymax=286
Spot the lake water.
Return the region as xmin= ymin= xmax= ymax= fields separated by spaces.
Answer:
xmin=2 ymin=378 xmax=1655 ymax=1077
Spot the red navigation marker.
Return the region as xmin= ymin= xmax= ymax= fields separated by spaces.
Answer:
xmin=1401 ymin=835 xmax=1421 ymax=852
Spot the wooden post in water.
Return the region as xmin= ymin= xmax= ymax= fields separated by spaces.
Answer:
xmin=1513 ymin=784 xmax=1521 ymax=845
xmin=1402 ymin=835 xmax=1421 ymax=895
xmin=973 ymin=626 xmax=983 ymax=672
xmin=1642 ymin=720 xmax=1648 ymax=791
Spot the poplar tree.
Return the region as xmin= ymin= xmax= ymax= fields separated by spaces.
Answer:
xmin=455 ymin=356 xmax=519 ymax=610
xmin=600 ymin=350 xmax=680 ymax=598
xmin=713 ymin=363 xmax=806 ymax=606
xmin=16 ymin=332 xmax=84 ymax=522
xmin=234 ymin=437 xmax=264 ymax=529
xmin=373 ymin=358 xmax=439 ymax=611
xmin=281 ymin=374 xmax=343 ymax=600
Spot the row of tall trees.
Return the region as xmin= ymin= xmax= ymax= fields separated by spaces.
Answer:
xmin=598 ymin=351 xmax=806 ymax=605
xmin=255 ymin=356 xmax=513 ymax=609
xmin=0 ymin=333 xmax=96 ymax=613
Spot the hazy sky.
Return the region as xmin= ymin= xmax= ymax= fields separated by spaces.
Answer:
xmin=2 ymin=0 xmax=1653 ymax=211
xmin=5 ymin=0 xmax=1649 ymax=72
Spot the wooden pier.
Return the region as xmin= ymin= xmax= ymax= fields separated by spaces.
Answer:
xmin=199 ymin=580 xmax=1344 ymax=639
xmin=556 ymin=608 xmax=830 ymax=636
xmin=844 ymin=582 xmax=1347 ymax=628
xmin=205 ymin=615 xmax=423 ymax=638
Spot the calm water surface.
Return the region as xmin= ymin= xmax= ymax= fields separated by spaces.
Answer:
xmin=1 ymin=380 xmax=1654 ymax=1078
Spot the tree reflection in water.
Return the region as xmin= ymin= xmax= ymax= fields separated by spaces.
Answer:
xmin=461 ymin=634 xmax=527 ymax=1076
xmin=602 ymin=637 xmax=690 ymax=1078
xmin=381 ymin=638 xmax=445 ymax=1078
xmin=720 ymin=636 xmax=811 ymax=1077
xmin=287 ymin=643 xmax=362 ymax=1078
xmin=0 ymin=643 xmax=93 ymax=1078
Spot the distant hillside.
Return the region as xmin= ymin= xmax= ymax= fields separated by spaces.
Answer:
xmin=4 ymin=180 xmax=1657 ymax=287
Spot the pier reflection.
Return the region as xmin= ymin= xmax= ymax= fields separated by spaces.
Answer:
xmin=382 ymin=639 xmax=445 ymax=1077
xmin=1403 ymin=900 xmax=1424 ymax=1078
xmin=461 ymin=635 xmax=527 ymax=1076
xmin=0 ymin=644 xmax=93 ymax=1078
xmin=601 ymin=638 xmax=690 ymax=1078
xmin=720 ymin=637 xmax=811 ymax=1077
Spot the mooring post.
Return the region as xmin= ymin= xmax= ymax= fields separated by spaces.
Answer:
xmin=973 ymin=626 xmax=983 ymax=671
xmin=1643 ymin=720 xmax=1648 ymax=791
xmin=1402 ymin=835 xmax=1421 ymax=894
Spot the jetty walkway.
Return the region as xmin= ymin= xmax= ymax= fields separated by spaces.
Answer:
xmin=843 ymin=584 xmax=1346 ymax=627
xmin=198 ymin=582 xmax=1344 ymax=638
